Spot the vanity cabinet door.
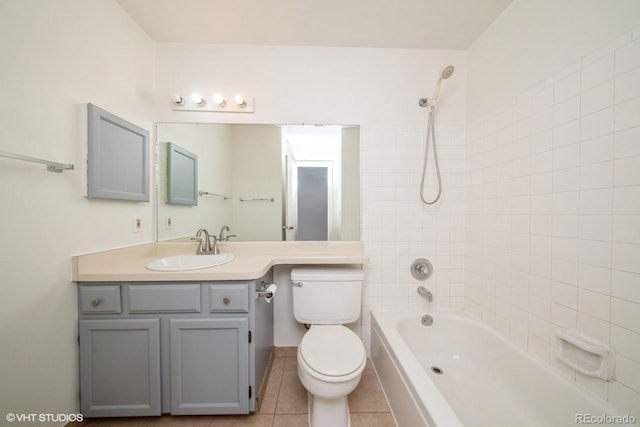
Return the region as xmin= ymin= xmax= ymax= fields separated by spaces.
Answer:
xmin=169 ymin=318 xmax=249 ymax=415
xmin=79 ymin=319 xmax=161 ymax=417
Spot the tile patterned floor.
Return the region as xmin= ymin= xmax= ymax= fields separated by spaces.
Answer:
xmin=78 ymin=347 xmax=397 ymax=427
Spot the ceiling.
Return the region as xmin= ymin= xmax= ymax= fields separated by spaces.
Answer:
xmin=116 ymin=0 xmax=513 ymax=50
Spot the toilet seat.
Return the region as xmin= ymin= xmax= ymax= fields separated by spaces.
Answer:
xmin=299 ymin=325 xmax=366 ymax=382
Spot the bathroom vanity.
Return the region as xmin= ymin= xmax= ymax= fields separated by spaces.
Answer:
xmin=73 ymin=241 xmax=367 ymax=418
xmin=77 ymin=276 xmax=272 ymax=417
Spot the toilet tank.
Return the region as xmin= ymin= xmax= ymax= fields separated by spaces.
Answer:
xmin=291 ymin=266 xmax=364 ymax=324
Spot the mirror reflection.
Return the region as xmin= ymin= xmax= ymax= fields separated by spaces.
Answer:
xmin=157 ymin=123 xmax=360 ymax=242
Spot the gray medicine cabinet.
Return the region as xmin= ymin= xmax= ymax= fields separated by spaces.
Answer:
xmin=87 ymin=103 xmax=150 ymax=202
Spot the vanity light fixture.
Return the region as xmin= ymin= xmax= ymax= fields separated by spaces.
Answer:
xmin=234 ymin=95 xmax=246 ymax=108
xmin=213 ymin=94 xmax=226 ymax=107
xmin=191 ymin=93 xmax=206 ymax=106
xmin=172 ymin=93 xmax=254 ymax=113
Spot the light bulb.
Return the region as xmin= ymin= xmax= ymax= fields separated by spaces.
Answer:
xmin=173 ymin=94 xmax=185 ymax=105
xmin=191 ymin=93 xmax=205 ymax=105
xmin=234 ymin=95 xmax=246 ymax=108
xmin=213 ymin=94 xmax=226 ymax=107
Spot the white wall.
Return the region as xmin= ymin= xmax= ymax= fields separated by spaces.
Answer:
xmin=155 ymin=44 xmax=468 ymax=350
xmin=466 ymin=0 xmax=640 ymax=416
xmin=0 ymin=0 xmax=155 ymax=422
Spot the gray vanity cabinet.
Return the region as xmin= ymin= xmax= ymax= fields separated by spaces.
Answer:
xmin=78 ymin=318 xmax=161 ymax=417
xmin=78 ymin=276 xmax=273 ymax=419
xmin=169 ymin=318 xmax=249 ymax=414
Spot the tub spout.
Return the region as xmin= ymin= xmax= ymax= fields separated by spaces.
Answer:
xmin=417 ymin=286 xmax=433 ymax=302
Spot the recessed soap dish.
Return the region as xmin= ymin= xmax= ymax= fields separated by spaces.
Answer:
xmin=556 ymin=329 xmax=615 ymax=381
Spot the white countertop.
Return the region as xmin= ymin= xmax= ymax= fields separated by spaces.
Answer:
xmin=73 ymin=241 xmax=368 ymax=282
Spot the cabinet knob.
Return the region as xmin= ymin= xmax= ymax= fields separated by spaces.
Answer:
xmin=91 ymin=298 xmax=102 ymax=307
xmin=223 ymin=297 xmax=230 ymax=305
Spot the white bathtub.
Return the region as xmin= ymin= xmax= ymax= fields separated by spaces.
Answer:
xmin=371 ymin=311 xmax=621 ymax=427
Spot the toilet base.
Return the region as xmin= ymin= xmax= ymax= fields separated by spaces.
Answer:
xmin=307 ymin=392 xmax=351 ymax=427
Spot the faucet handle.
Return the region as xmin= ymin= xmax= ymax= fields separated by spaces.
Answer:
xmin=208 ymin=235 xmax=220 ymax=254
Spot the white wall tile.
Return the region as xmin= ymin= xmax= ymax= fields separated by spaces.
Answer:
xmin=531 ymin=151 xmax=553 ymax=174
xmin=578 ymin=264 xmax=611 ymax=294
xmin=552 ymin=260 xmax=578 ymax=286
xmin=615 ymin=127 xmax=640 ymax=159
xmin=612 ymin=242 xmax=640 ymax=274
xmin=553 ymin=119 xmax=580 ymax=148
xmin=615 ymin=355 xmax=640 ymax=393
xmin=553 ymin=191 xmax=580 ymax=214
xmin=532 ymin=109 xmax=554 ymax=133
xmin=577 ymin=314 xmax=611 ymax=347
xmin=580 ymin=108 xmax=614 ymax=141
xmin=608 ymin=382 xmax=640 ymax=419
xmin=581 ymin=134 xmax=614 ymax=165
xmin=552 ymin=237 xmax=579 ymax=262
xmin=580 ymin=161 xmax=613 ymax=190
xmin=532 ymin=86 xmax=554 ymax=113
xmin=611 ymin=297 xmax=640 ymax=334
xmin=552 ymin=215 xmax=579 ymax=238
xmin=614 ymin=156 xmax=640 ymax=187
xmin=551 ymin=302 xmax=577 ymax=328
xmin=581 ymin=53 xmax=614 ymax=90
xmin=612 ymin=269 xmax=640 ymax=304
xmin=578 ymin=288 xmax=611 ymax=321
xmin=531 ymin=129 xmax=553 ymax=153
xmin=553 ymin=96 xmax=580 ymax=126
xmin=579 ymin=239 xmax=612 ymax=268
xmin=615 ymin=66 xmax=640 ymax=104
xmin=613 ymin=215 xmax=640 ymax=244
xmin=611 ymin=325 xmax=640 ymax=362
xmin=615 ymin=38 xmax=640 ymax=76
xmin=551 ymin=280 xmax=578 ymax=308
xmin=553 ymin=168 xmax=579 ymax=192
xmin=615 ymin=97 xmax=640 ymax=132
xmin=581 ymin=80 xmax=614 ymax=116
xmin=579 ymin=189 xmax=614 ymax=215
xmin=579 ymin=215 xmax=612 ymax=242
xmin=553 ymin=144 xmax=580 ymax=170
xmin=614 ymin=186 xmax=640 ymax=214
xmin=554 ymin=72 xmax=581 ymax=103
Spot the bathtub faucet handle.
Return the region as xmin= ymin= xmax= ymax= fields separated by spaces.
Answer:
xmin=417 ymin=286 xmax=433 ymax=302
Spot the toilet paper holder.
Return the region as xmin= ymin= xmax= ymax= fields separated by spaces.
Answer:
xmin=256 ymin=281 xmax=276 ymax=299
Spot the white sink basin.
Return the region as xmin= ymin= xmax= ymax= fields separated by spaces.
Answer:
xmin=146 ymin=253 xmax=234 ymax=271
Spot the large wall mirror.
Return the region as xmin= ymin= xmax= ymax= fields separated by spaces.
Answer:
xmin=157 ymin=123 xmax=360 ymax=242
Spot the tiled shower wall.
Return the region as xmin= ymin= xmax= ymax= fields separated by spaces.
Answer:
xmin=360 ymin=125 xmax=466 ymax=350
xmin=465 ymin=29 xmax=640 ymax=414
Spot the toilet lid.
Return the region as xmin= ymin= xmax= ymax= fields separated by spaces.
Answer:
xmin=299 ymin=325 xmax=366 ymax=377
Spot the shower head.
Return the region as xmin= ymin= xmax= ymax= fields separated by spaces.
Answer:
xmin=429 ymin=64 xmax=455 ymax=107
xmin=440 ymin=65 xmax=455 ymax=80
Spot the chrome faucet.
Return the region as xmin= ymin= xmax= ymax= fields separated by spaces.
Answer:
xmin=193 ymin=228 xmax=219 ymax=255
xmin=218 ymin=225 xmax=236 ymax=242
xmin=417 ymin=286 xmax=433 ymax=302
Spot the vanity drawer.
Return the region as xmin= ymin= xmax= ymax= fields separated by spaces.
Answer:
xmin=128 ymin=284 xmax=201 ymax=313
xmin=208 ymin=284 xmax=249 ymax=313
xmin=79 ymin=285 xmax=122 ymax=314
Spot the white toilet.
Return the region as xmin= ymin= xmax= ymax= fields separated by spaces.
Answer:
xmin=291 ymin=266 xmax=366 ymax=427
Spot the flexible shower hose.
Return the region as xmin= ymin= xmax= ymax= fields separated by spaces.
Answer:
xmin=420 ymin=107 xmax=442 ymax=205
